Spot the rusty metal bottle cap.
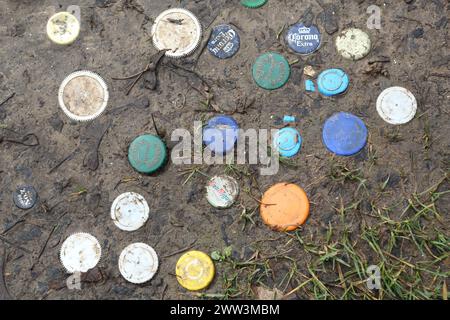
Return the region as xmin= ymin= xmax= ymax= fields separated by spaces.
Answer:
xmin=151 ymin=8 xmax=202 ymax=58
xmin=46 ymin=12 xmax=80 ymax=45
xmin=336 ymin=28 xmax=371 ymax=61
xmin=376 ymin=87 xmax=417 ymax=125
xmin=60 ymin=233 xmax=102 ymax=273
xmin=111 ymin=192 xmax=150 ymax=231
xmin=58 ymin=71 xmax=109 ymax=122
xmin=206 ymin=175 xmax=239 ymax=209
xmin=119 ymin=243 xmax=159 ymax=284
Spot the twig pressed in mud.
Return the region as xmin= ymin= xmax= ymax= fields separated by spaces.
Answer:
xmin=30 ymin=225 xmax=57 ymax=271
xmin=48 ymin=148 xmax=78 ymax=174
xmin=0 ymin=247 xmax=11 ymax=300
xmin=0 ymin=92 xmax=15 ymax=108
xmin=162 ymin=239 xmax=197 ymax=258
xmin=112 ymin=49 xmax=168 ymax=95
xmin=0 ymin=235 xmax=31 ymax=254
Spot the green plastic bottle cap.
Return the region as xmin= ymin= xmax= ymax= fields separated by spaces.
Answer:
xmin=241 ymin=0 xmax=268 ymax=8
xmin=252 ymin=52 xmax=290 ymax=90
xmin=128 ymin=134 xmax=167 ymax=174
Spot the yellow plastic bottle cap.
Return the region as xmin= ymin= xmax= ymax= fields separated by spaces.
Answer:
xmin=47 ymin=12 xmax=80 ymax=45
xmin=176 ymin=251 xmax=215 ymax=291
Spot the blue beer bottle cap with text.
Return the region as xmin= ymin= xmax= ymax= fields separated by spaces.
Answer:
xmin=207 ymin=24 xmax=240 ymax=59
xmin=286 ymin=23 xmax=321 ymax=55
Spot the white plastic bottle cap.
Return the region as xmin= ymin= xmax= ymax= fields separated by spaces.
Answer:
xmin=58 ymin=71 xmax=109 ymax=122
xmin=151 ymin=8 xmax=202 ymax=58
xmin=206 ymin=175 xmax=239 ymax=209
xmin=60 ymin=233 xmax=102 ymax=273
xmin=111 ymin=192 xmax=150 ymax=231
xmin=376 ymin=86 xmax=417 ymax=125
xmin=336 ymin=28 xmax=371 ymax=61
xmin=119 ymin=243 xmax=159 ymax=284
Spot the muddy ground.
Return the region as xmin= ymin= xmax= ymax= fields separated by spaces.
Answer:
xmin=0 ymin=0 xmax=448 ymax=300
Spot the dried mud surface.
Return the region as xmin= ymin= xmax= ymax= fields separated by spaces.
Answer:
xmin=0 ymin=0 xmax=448 ymax=300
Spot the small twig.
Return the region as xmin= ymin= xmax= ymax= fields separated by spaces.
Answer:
xmin=30 ymin=225 xmax=57 ymax=271
xmin=0 ymin=235 xmax=31 ymax=254
xmin=151 ymin=113 xmax=161 ymax=137
xmin=0 ymin=92 xmax=15 ymax=108
xmin=48 ymin=148 xmax=78 ymax=174
xmin=162 ymin=239 xmax=197 ymax=258
xmin=0 ymin=247 xmax=11 ymax=300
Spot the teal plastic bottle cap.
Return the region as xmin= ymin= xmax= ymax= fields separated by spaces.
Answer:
xmin=241 ymin=0 xmax=268 ymax=8
xmin=252 ymin=52 xmax=291 ymax=90
xmin=128 ymin=134 xmax=167 ymax=174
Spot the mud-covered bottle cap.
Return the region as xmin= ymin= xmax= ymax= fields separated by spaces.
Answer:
xmin=176 ymin=250 xmax=215 ymax=291
xmin=110 ymin=192 xmax=150 ymax=231
xmin=252 ymin=52 xmax=291 ymax=90
xmin=151 ymin=8 xmax=202 ymax=58
xmin=336 ymin=28 xmax=371 ymax=61
xmin=322 ymin=112 xmax=368 ymax=156
xmin=128 ymin=134 xmax=167 ymax=174
xmin=207 ymin=24 xmax=240 ymax=59
xmin=60 ymin=233 xmax=102 ymax=273
xmin=286 ymin=23 xmax=321 ymax=55
xmin=58 ymin=71 xmax=109 ymax=122
xmin=119 ymin=243 xmax=159 ymax=284
xmin=13 ymin=185 xmax=37 ymax=209
xmin=206 ymin=175 xmax=239 ymax=208
xmin=46 ymin=12 xmax=80 ymax=45
xmin=376 ymin=86 xmax=417 ymax=125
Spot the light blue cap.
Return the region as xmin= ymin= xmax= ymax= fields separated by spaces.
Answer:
xmin=273 ymin=127 xmax=302 ymax=158
xmin=317 ymin=68 xmax=349 ymax=96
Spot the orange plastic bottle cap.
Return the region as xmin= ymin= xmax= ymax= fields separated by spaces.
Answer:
xmin=260 ymin=183 xmax=310 ymax=232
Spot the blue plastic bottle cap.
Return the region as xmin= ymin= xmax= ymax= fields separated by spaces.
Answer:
xmin=203 ymin=116 xmax=239 ymax=154
xmin=207 ymin=24 xmax=240 ymax=59
xmin=322 ymin=112 xmax=368 ymax=156
xmin=273 ymin=127 xmax=302 ymax=158
xmin=317 ymin=69 xmax=349 ymax=97
xmin=286 ymin=23 xmax=321 ymax=55
xmin=305 ymin=79 xmax=315 ymax=92
xmin=283 ymin=115 xmax=296 ymax=123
